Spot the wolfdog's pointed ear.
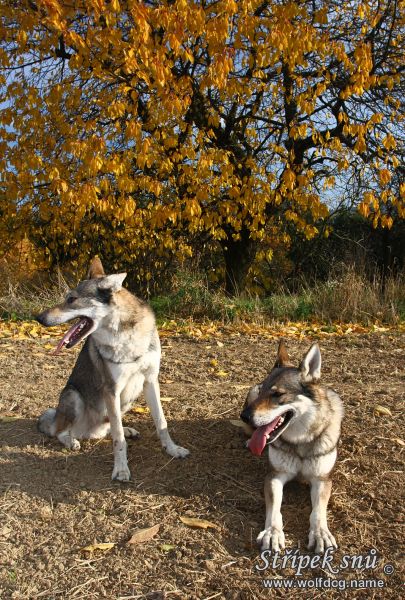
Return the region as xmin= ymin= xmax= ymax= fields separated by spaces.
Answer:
xmin=88 ymin=256 xmax=105 ymax=279
xmin=98 ymin=273 xmax=127 ymax=292
xmin=274 ymin=340 xmax=292 ymax=368
xmin=300 ymin=343 xmax=321 ymax=382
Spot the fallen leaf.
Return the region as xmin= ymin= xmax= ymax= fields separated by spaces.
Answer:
xmin=210 ymin=358 xmax=218 ymax=367
xmin=128 ymin=524 xmax=160 ymax=545
xmin=216 ymin=370 xmax=228 ymax=377
xmin=160 ymin=544 xmax=176 ymax=552
xmin=374 ymin=405 xmax=393 ymax=417
xmin=160 ymin=397 xmax=174 ymax=402
xmin=216 ymin=341 xmax=224 ymax=347
xmin=180 ymin=516 xmax=219 ymax=530
xmin=43 ymin=343 xmax=55 ymax=350
xmin=132 ymin=406 xmax=149 ymax=414
xmin=80 ymin=542 xmax=115 ymax=554
xmin=393 ymin=438 xmax=405 ymax=447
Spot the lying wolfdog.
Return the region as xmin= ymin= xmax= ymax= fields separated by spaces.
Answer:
xmin=36 ymin=257 xmax=189 ymax=481
xmin=241 ymin=341 xmax=343 ymax=553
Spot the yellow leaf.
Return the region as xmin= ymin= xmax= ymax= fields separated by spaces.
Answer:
xmin=80 ymin=542 xmax=115 ymax=554
xmin=160 ymin=544 xmax=176 ymax=552
xmin=379 ymin=169 xmax=391 ymax=185
xmin=216 ymin=370 xmax=228 ymax=377
xmin=210 ymin=358 xmax=218 ymax=367
xmin=179 ymin=516 xmax=219 ymax=530
xmin=374 ymin=405 xmax=392 ymax=417
xmin=283 ymin=169 xmax=296 ymax=190
xmin=132 ymin=406 xmax=149 ymax=414
xmin=160 ymin=397 xmax=174 ymax=402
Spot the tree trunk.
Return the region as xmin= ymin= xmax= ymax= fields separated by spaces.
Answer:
xmin=220 ymin=227 xmax=255 ymax=295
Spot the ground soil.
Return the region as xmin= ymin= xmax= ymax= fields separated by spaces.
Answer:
xmin=0 ymin=331 xmax=404 ymax=599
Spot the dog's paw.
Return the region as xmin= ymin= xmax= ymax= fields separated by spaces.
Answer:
xmin=111 ymin=464 xmax=131 ymax=482
xmin=307 ymin=527 xmax=337 ymax=553
xmin=257 ymin=527 xmax=285 ymax=551
xmin=58 ymin=433 xmax=81 ymax=451
xmin=70 ymin=438 xmax=81 ymax=451
xmin=123 ymin=426 xmax=140 ymax=439
xmin=165 ymin=444 xmax=190 ymax=459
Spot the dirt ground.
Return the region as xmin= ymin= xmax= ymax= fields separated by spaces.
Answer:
xmin=0 ymin=330 xmax=404 ymax=599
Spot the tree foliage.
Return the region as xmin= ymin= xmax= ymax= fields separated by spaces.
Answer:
xmin=0 ymin=0 xmax=404 ymax=291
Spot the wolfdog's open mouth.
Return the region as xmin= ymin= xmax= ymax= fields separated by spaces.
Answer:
xmin=248 ymin=409 xmax=295 ymax=456
xmin=54 ymin=317 xmax=94 ymax=353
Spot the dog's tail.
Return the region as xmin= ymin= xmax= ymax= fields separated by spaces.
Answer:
xmin=37 ymin=408 xmax=57 ymax=437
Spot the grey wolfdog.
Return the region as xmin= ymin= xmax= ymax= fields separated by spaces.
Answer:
xmin=241 ymin=341 xmax=343 ymax=553
xmin=36 ymin=257 xmax=189 ymax=481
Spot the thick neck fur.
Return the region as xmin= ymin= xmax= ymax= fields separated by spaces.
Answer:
xmin=91 ymin=289 xmax=157 ymax=362
xmin=278 ymin=385 xmax=343 ymax=455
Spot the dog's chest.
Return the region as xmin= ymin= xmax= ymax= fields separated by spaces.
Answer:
xmin=107 ymin=359 xmax=148 ymax=388
xmin=268 ymin=441 xmax=337 ymax=479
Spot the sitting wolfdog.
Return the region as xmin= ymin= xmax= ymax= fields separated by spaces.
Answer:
xmin=36 ymin=257 xmax=189 ymax=481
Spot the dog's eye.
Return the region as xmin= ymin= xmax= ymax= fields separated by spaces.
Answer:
xmin=67 ymin=296 xmax=76 ymax=304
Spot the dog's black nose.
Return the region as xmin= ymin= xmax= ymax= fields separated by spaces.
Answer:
xmin=240 ymin=406 xmax=252 ymax=424
xmin=35 ymin=313 xmax=46 ymax=326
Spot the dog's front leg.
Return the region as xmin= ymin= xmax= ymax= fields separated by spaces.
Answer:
xmin=143 ymin=378 xmax=189 ymax=458
xmin=307 ymin=478 xmax=337 ymax=552
xmin=257 ymin=472 xmax=292 ymax=551
xmin=105 ymin=391 xmax=131 ymax=482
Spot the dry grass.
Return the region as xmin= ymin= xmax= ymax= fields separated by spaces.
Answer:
xmin=151 ymin=267 xmax=405 ymax=325
xmin=309 ymin=266 xmax=405 ymax=324
xmin=0 ymin=261 xmax=404 ymax=325
xmin=0 ymin=269 xmax=68 ymax=320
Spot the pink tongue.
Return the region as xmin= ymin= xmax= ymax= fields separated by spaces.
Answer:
xmin=247 ymin=417 xmax=281 ymax=456
xmin=53 ymin=321 xmax=84 ymax=354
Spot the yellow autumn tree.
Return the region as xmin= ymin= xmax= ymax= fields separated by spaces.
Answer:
xmin=0 ymin=0 xmax=404 ymax=292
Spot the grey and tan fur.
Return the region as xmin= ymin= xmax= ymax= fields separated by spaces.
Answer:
xmin=241 ymin=341 xmax=343 ymax=553
xmin=36 ymin=257 xmax=189 ymax=482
